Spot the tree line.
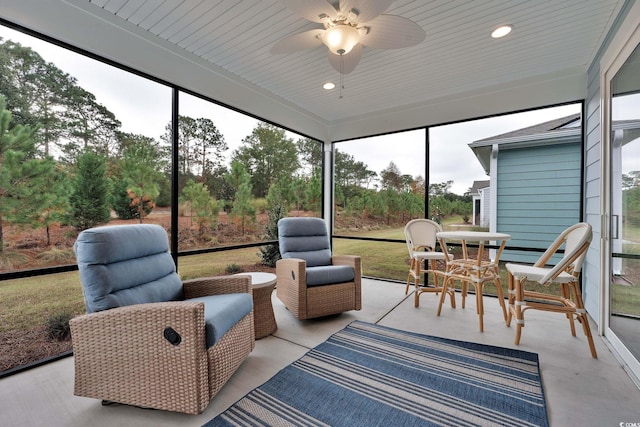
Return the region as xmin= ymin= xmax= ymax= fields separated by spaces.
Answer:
xmin=0 ymin=37 xmax=473 ymax=261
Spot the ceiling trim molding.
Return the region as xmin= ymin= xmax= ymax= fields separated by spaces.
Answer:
xmin=328 ymin=67 xmax=588 ymax=141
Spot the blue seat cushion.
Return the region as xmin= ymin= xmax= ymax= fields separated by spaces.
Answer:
xmin=306 ymin=265 xmax=355 ymax=287
xmin=187 ymin=293 xmax=253 ymax=347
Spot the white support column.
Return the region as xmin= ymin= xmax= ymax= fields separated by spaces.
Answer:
xmin=489 ymin=143 xmax=499 ymax=260
xmin=323 ymin=140 xmax=333 ymax=231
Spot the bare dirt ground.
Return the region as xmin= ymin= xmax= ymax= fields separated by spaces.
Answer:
xmin=1 ymin=208 xmax=277 ymax=271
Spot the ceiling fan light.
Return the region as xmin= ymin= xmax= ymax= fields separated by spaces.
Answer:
xmin=321 ymin=24 xmax=360 ymax=55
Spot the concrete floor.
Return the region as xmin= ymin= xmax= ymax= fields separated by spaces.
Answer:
xmin=2 ymin=278 xmax=639 ymax=427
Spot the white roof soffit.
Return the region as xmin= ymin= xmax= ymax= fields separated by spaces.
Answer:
xmin=0 ymin=0 xmax=626 ymax=142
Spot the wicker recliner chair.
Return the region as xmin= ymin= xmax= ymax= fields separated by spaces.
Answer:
xmin=69 ymin=224 xmax=255 ymax=414
xmin=276 ymin=217 xmax=361 ymax=320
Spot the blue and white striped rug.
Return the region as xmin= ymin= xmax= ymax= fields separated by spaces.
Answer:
xmin=205 ymin=321 xmax=548 ymax=427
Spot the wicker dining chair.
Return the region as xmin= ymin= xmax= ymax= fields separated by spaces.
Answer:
xmin=70 ymin=224 xmax=255 ymax=414
xmin=404 ymin=219 xmax=455 ymax=308
xmin=276 ymin=217 xmax=361 ymax=320
xmin=505 ymin=222 xmax=597 ymax=358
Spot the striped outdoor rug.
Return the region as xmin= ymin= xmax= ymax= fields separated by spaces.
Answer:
xmin=205 ymin=321 xmax=548 ymax=427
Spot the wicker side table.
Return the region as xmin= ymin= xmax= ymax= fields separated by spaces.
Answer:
xmin=236 ymin=272 xmax=277 ymax=339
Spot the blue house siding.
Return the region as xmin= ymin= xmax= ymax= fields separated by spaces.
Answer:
xmin=497 ymin=142 xmax=582 ymax=263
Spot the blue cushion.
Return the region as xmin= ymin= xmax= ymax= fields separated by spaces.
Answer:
xmin=278 ymin=217 xmax=331 ymax=266
xmin=75 ymin=224 xmax=183 ymax=313
xmin=306 ymin=265 xmax=355 ymax=287
xmin=188 ymin=294 xmax=253 ymax=347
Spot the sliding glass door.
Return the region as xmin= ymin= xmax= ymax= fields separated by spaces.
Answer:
xmin=608 ymin=41 xmax=640 ymax=377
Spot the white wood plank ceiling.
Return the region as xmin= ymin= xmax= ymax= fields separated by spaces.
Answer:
xmin=0 ymin=0 xmax=625 ymax=139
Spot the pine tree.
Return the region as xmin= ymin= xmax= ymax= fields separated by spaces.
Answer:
xmin=69 ymin=150 xmax=111 ymax=231
xmin=305 ymin=169 xmax=322 ymax=215
xmin=226 ymin=161 xmax=255 ymax=234
xmin=259 ymin=181 xmax=290 ymax=266
xmin=110 ymin=178 xmax=138 ymax=220
xmin=0 ymin=96 xmax=56 ymax=252
xmin=181 ymin=179 xmax=219 ymax=239
xmin=120 ymin=141 xmax=163 ymax=223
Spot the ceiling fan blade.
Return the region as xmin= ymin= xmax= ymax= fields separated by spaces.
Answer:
xmin=360 ymin=15 xmax=426 ymax=49
xmin=327 ymin=44 xmax=362 ymax=74
xmin=279 ymin=0 xmax=338 ymax=23
xmin=271 ymin=29 xmax=324 ymax=54
xmin=339 ymin=0 xmax=393 ymax=23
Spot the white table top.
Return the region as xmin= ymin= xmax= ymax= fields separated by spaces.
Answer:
xmin=234 ymin=272 xmax=277 ymax=288
xmin=436 ymin=231 xmax=511 ymax=241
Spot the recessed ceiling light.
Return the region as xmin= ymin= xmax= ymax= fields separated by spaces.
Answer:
xmin=491 ymin=25 xmax=513 ymax=38
xmin=323 ymin=82 xmax=336 ymax=90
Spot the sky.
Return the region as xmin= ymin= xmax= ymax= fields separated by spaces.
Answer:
xmin=1 ymin=25 xmax=638 ymax=195
xmin=336 ymin=103 xmax=581 ymax=194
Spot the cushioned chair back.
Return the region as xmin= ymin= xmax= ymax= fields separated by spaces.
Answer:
xmin=74 ymin=224 xmax=183 ymax=313
xmin=278 ymin=217 xmax=332 ymax=267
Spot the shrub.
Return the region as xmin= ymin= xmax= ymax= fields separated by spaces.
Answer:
xmin=259 ymin=203 xmax=285 ymax=267
xmin=46 ymin=312 xmax=73 ymax=341
xmin=253 ymin=198 xmax=268 ymax=214
xmin=36 ymin=247 xmax=75 ymax=264
xmin=111 ymin=179 xmax=138 ymax=220
xmin=0 ymin=251 xmax=31 ymax=270
xmin=225 ymin=263 xmax=243 ymax=274
xmin=112 ymin=177 xmax=156 ymax=221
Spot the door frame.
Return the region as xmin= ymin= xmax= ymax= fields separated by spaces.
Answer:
xmin=600 ymin=1 xmax=640 ymax=385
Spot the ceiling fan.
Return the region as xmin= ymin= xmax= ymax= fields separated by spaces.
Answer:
xmin=271 ymin=0 xmax=426 ymax=74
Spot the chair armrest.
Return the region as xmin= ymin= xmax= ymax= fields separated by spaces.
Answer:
xmin=69 ymin=301 xmax=210 ymax=413
xmin=276 ymin=258 xmax=306 ymax=286
xmin=70 ymin=301 xmax=206 ymax=344
xmin=276 ymin=258 xmax=307 ymax=317
xmin=331 ymin=255 xmax=362 ymax=310
xmin=332 ymin=254 xmax=361 ymax=270
xmin=183 ymin=275 xmax=251 ymax=299
xmin=332 ymin=255 xmax=362 ymax=283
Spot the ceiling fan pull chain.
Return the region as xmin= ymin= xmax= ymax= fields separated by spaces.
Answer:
xmin=339 ymin=55 xmax=344 ymax=99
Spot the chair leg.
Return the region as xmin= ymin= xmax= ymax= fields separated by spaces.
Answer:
xmin=494 ymin=277 xmax=508 ymax=322
xmin=582 ymin=317 xmax=598 ymax=359
xmin=437 ymin=276 xmax=451 ymax=316
xmin=561 ymin=283 xmax=577 ymax=337
xmin=414 ymin=260 xmax=422 ymax=308
xmin=460 ymin=280 xmax=468 ymax=309
xmin=447 ymin=275 xmax=456 ymax=308
xmin=571 ymin=282 xmax=598 ymax=358
xmin=513 ymin=277 xmax=524 ymax=345
xmin=475 ymin=282 xmax=484 ymax=332
xmin=506 ymin=271 xmax=514 ymax=327
xmin=405 ymin=259 xmax=415 ymax=295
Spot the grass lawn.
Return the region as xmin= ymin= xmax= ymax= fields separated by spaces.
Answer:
xmin=0 ymin=247 xmax=265 ymax=334
xmin=3 ymin=220 xmax=640 ymax=371
xmin=0 ymin=272 xmax=85 ymax=334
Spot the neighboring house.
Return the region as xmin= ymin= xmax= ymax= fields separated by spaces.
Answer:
xmin=470 ymin=113 xmax=640 ymax=265
xmin=469 ymin=180 xmax=490 ymax=227
xmin=469 ymin=114 xmax=583 ymax=263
